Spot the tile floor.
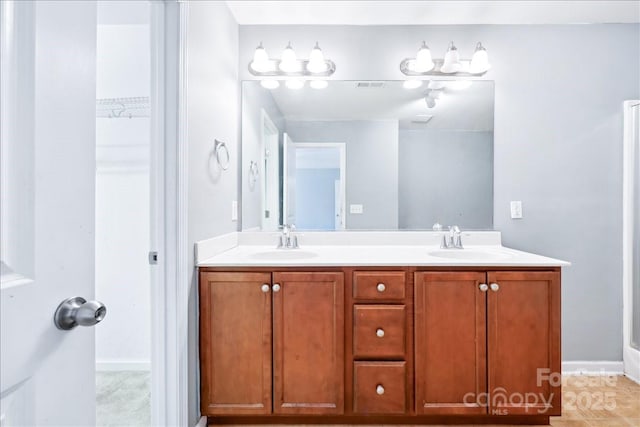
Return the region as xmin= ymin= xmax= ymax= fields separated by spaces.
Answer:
xmin=96 ymin=370 xmax=150 ymax=427
xmin=95 ymin=374 xmax=638 ymax=427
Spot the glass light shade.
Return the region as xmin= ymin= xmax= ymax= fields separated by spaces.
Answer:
xmin=425 ymin=96 xmax=436 ymax=108
xmin=285 ymin=79 xmax=304 ymax=90
xmin=440 ymin=42 xmax=462 ymax=74
xmin=427 ymin=80 xmax=445 ymax=90
xmin=469 ymin=42 xmax=491 ymax=74
xmin=279 ymin=43 xmax=299 ymax=72
xmin=403 ymin=79 xmax=423 ymax=89
xmin=307 ymin=42 xmax=328 ymax=73
xmin=250 ymin=43 xmax=270 ymax=73
xmin=260 ymin=79 xmax=280 ymax=89
xmin=414 ymin=41 xmax=435 ymax=73
xmin=310 ymin=79 xmax=328 ymax=89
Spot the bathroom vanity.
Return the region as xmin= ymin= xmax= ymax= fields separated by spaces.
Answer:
xmin=197 ymin=232 xmax=569 ymax=425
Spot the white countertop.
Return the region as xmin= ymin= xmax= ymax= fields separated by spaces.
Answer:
xmin=196 ymin=232 xmax=570 ymax=268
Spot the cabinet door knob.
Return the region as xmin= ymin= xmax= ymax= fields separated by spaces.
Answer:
xmin=490 ymin=283 xmax=500 ymax=292
xmin=376 ymin=328 xmax=385 ymax=338
xmin=376 ymin=385 xmax=385 ymax=395
xmin=272 ymin=283 xmax=281 ymax=292
xmin=479 ymin=283 xmax=489 ymax=292
xmin=377 ymin=283 xmax=386 ymax=292
xmin=261 ymin=284 xmax=270 ymax=293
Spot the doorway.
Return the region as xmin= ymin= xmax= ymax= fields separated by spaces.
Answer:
xmin=623 ymin=100 xmax=640 ymax=383
xmin=292 ymin=143 xmax=346 ymax=230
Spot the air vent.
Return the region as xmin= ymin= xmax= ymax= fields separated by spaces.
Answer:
xmin=356 ymin=81 xmax=386 ymax=88
xmin=411 ymin=115 xmax=433 ymax=124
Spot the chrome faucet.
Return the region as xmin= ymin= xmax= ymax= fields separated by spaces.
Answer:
xmin=440 ymin=225 xmax=464 ymax=249
xmin=277 ymin=224 xmax=299 ymax=249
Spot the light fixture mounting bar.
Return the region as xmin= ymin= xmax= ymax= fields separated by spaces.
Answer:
xmin=248 ymin=59 xmax=336 ymax=77
xmin=400 ymin=58 xmax=488 ymax=77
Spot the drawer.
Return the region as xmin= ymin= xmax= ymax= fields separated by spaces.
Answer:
xmin=353 ymin=305 xmax=406 ymax=358
xmin=353 ymin=271 xmax=405 ymax=301
xmin=353 ymin=361 xmax=407 ymax=414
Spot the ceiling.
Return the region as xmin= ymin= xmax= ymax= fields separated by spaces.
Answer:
xmin=265 ymin=80 xmax=494 ymax=131
xmin=226 ymin=1 xmax=640 ymax=25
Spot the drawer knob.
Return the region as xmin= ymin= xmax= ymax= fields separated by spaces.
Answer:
xmin=377 ymin=283 xmax=386 ymax=292
xmin=376 ymin=385 xmax=385 ymax=395
xmin=479 ymin=283 xmax=488 ymax=292
xmin=273 ymin=283 xmax=281 ymax=292
xmin=376 ymin=328 xmax=385 ymax=338
xmin=490 ymin=283 xmax=500 ymax=292
xmin=261 ymin=284 xmax=270 ymax=293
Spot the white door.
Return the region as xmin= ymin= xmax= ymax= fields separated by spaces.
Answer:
xmin=623 ymin=100 xmax=640 ymax=383
xmin=1 ymin=1 xmax=100 ymax=425
xmin=282 ymin=132 xmax=296 ymax=226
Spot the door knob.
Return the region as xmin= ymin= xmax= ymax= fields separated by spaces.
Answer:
xmin=54 ymin=297 xmax=107 ymax=330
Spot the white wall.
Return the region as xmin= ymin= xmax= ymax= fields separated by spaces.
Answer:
xmin=95 ymin=24 xmax=151 ymax=369
xmin=184 ymin=2 xmax=239 ymax=425
xmin=239 ymin=24 xmax=640 ymax=362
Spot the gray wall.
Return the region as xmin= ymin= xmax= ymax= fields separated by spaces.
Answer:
xmin=241 ymin=83 xmax=285 ymax=230
xmin=186 ymin=2 xmax=239 ymax=425
xmin=286 ymin=120 xmax=399 ymax=229
xmin=240 ymin=24 xmax=640 ymax=361
xmin=399 ymin=129 xmax=493 ymax=229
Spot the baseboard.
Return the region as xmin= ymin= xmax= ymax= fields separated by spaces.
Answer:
xmin=562 ymin=361 xmax=624 ymax=375
xmin=195 ymin=416 xmax=207 ymax=427
xmin=96 ymin=360 xmax=151 ymax=372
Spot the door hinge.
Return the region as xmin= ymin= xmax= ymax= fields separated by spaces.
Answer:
xmin=148 ymin=251 xmax=158 ymax=265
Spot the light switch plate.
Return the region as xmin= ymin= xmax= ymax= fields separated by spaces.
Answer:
xmin=231 ymin=200 xmax=238 ymax=221
xmin=510 ymin=201 xmax=523 ymax=219
xmin=350 ymin=204 xmax=364 ymax=214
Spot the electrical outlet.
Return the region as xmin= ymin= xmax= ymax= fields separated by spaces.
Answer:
xmin=510 ymin=201 xmax=523 ymax=219
xmin=231 ymin=200 xmax=238 ymax=221
xmin=350 ymin=204 xmax=364 ymax=214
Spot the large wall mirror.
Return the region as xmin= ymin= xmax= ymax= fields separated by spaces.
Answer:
xmin=241 ymin=80 xmax=494 ymax=231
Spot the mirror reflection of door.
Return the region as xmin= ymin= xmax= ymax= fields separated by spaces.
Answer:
xmin=261 ymin=110 xmax=280 ymax=230
xmin=290 ymin=143 xmax=346 ymax=231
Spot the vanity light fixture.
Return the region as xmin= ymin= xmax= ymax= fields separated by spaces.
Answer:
xmin=279 ymin=42 xmax=299 ymax=72
xmin=307 ymin=42 xmax=328 ymax=73
xmin=400 ymin=41 xmax=490 ymax=76
xmin=250 ymin=42 xmax=271 ymax=73
xmin=249 ymin=41 xmax=335 ymax=78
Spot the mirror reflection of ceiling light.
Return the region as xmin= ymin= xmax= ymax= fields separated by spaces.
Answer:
xmin=400 ymin=41 xmax=490 ymax=76
xmin=403 ymin=79 xmax=423 ymax=89
xmin=427 ymin=80 xmax=445 ymax=90
xmin=285 ymin=79 xmax=305 ymax=90
xmin=425 ymin=96 xmax=436 ymax=108
xmin=260 ymin=79 xmax=280 ymax=90
xmin=310 ymin=80 xmax=329 ymax=89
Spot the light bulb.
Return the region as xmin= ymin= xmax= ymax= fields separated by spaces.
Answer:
xmin=279 ymin=42 xmax=299 ymax=73
xmin=285 ymin=79 xmax=304 ymax=90
xmin=310 ymin=80 xmax=328 ymax=89
xmin=447 ymin=80 xmax=472 ymax=90
xmin=469 ymin=42 xmax=491 ymax=74
xmin=414 ymin=41 xmax=435 ymax=73
xmin=307 ymin=42 xmax=328 ymax=73
xmin=260 ymin=79 xmax=280 ymax=89
xmin=403 ymin=79 xmax=423 ymax=89
xmin=427 ymin=80 xmax=445 ymax=90
xmin=250 ymin=42 xmax=270 ymax=73
xmin=440 ymin=41 xmax=462 ymax=74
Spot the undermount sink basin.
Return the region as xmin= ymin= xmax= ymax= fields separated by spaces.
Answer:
xmin=428 ymin=249 xmax=512 ymax=261
xmin=250 ymin=250 xmax=318 ymax=260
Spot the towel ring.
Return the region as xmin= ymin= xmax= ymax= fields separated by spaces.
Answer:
xmin=214 ymin=139 xmax=230 ymax=170
xmin=249 ymin=160 xmax=259 ymax=185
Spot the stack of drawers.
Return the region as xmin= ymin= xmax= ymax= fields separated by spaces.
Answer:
xmin=352 ymin=271 xmax=408 ymax=415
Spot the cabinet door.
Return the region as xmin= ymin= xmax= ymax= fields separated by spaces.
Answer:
xmin=414 ymin=272 xmax=487 ymax=415
xmin=487 ymin=271 xmax=561 ymax=416
xmin=199 ymin=272 xmax=272 ymax=415
xmin=272 ymin=272 xmax=345 ymax=414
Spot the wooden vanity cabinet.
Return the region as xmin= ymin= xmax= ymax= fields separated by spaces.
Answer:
xmin=199 ymin=271 xmax=344 ymax=417
xmin=414 ymin=270 xmax=561 ymax=418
